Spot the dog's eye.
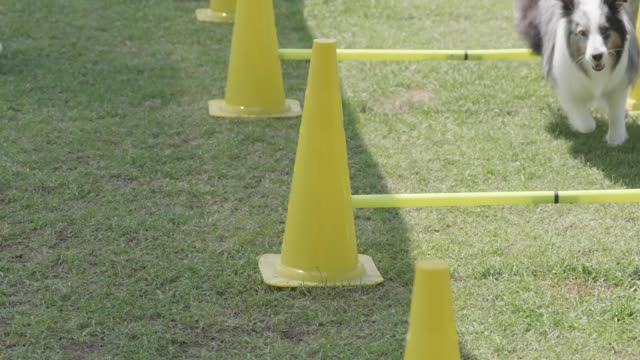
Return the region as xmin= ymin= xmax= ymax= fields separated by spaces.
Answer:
xmin=600 ymin=26 xmax=611 ymax=37
xmin=577 ymin=29 xmax=589 ymax=38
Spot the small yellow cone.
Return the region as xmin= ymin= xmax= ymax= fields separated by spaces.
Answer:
xmin=404 ymin=260 xmax=460 ymax=360
xmin=209 ymin=0 xmax=301 ymax=118
xmin=258 ymin=39 xmax=382 ymax=287
xmin=196 ymin=0 xmax=235 ymax=23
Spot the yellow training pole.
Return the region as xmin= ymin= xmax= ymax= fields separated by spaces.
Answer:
xmin=351 ymin=189 xmax=640 ymax=208
xmin=279 ymin=48 xmax=538 ymax=61
xmin=404 ymin=260 xmax=460 ymax=360
xmin=258 ymin=39 xmax=383 ymax=287
xmin=627 ymin=4 xmax=640 ymax=113
xmin=196 ymin=0 xmax=235 ymax=23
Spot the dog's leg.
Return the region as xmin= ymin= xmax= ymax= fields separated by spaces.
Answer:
xmin=605 ymin=87 xmax=628 ymax=146
xmin=558 ymin=93 xmax=597 ymax=134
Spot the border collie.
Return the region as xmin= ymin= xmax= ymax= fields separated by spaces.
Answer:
xmin=516 ymin=0 xmax=639 ymax=145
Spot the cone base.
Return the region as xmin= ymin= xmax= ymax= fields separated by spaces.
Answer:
xmin=258 ymin=254 xmax=383 ymax=287
xmin=195 ymin=8 xmax=234 ymax=22
xmin=209 ymin=99 xmax=302 ymax=118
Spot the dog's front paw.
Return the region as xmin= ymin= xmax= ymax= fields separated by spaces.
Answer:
xmin=606 ymin=130 xmax=628 ymax=146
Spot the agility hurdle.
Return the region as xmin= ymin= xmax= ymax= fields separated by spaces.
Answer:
xmin=279 ymin=48 xmax=538 ymax=61
xmin=259 ymin=39 xmax=640 ymax=290
xmin=210 ymin=0 xmax=640 ymax=117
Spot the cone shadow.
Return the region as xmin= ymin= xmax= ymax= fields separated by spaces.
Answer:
xmin=206 ymin=0 xmax=474 ymax=357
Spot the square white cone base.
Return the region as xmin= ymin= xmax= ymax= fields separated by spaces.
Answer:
xmin=196 ymin=8 xmax=234 ymax=23
xmin=208 ymin=99 xmax=302 ymax=118
xmin=258 ymin=253 xmax=384 ymax=287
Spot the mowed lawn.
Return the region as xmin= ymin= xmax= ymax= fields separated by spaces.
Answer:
xmin=1 ymin=0 xmax=640 ymax=358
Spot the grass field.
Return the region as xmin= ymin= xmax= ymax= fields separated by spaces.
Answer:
xmin=1 ymin=0 xmax=640 ymax=358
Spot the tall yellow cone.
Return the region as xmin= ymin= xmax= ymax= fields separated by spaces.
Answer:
xmin=209 ymin=0 xmax=301 ymax=118
xmin=627 ymin=5 xmax=640 ymax=113
xmin=404 ymin=260 xmax=460 ymax=360
xmin=196 ymin=0 xmax=235 ymax=23
xmin=258 ymin=39 xmax=382 ymax=287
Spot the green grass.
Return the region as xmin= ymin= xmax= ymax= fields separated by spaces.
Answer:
xmin=1 ymin=0 xmax=640 ymax=358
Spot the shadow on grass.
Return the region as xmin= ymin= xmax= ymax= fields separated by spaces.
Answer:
xmin=0 ymin=0 xmax=474 ymax=357
xmin=0 ymin=2 xmax=184 ymax=114
xmin=546 ymin=107 xmax=640 ymax=187
xmin=209 ymin=1 xmax=478 ymax=358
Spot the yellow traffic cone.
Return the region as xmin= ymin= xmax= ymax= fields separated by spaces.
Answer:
xmin=404 ymin=260 xmax=460 ymax=360
xmin=258 ymin=39 xmax=382 ymax=287
xmin=209 ymin=0 xmax=301 ymax=118
xmin=196 ymin=0 xmax=235 ymax=23
xmin=627 ymin=5 xmax=640 ymax=113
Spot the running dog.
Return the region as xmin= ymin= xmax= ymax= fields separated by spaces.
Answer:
xmin=516 ymin=0 xmax=638 ymax=145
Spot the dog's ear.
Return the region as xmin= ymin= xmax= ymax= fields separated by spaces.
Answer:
xmin=559 ymin=0 xmax=575 ymax=16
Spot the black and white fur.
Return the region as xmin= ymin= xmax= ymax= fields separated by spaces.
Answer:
xmin=516 ymin=0 xmax=639 ymax=145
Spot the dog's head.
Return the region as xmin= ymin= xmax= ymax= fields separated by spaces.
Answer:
xmin=560 ymin=0 xmax=629 ymax=72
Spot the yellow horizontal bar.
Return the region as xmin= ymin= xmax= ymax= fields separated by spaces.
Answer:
xmin=351 ymin=189 xmax=640 ymax=208
xmin=279 ymin=48 xmax=538 ymax=61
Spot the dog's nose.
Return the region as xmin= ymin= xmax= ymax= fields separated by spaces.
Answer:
xmin=592 ymin=53 xmax=603 ymax=62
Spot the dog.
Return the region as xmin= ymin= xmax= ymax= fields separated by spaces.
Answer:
xmin=515 ymin=0 xmax=639 ymax=145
